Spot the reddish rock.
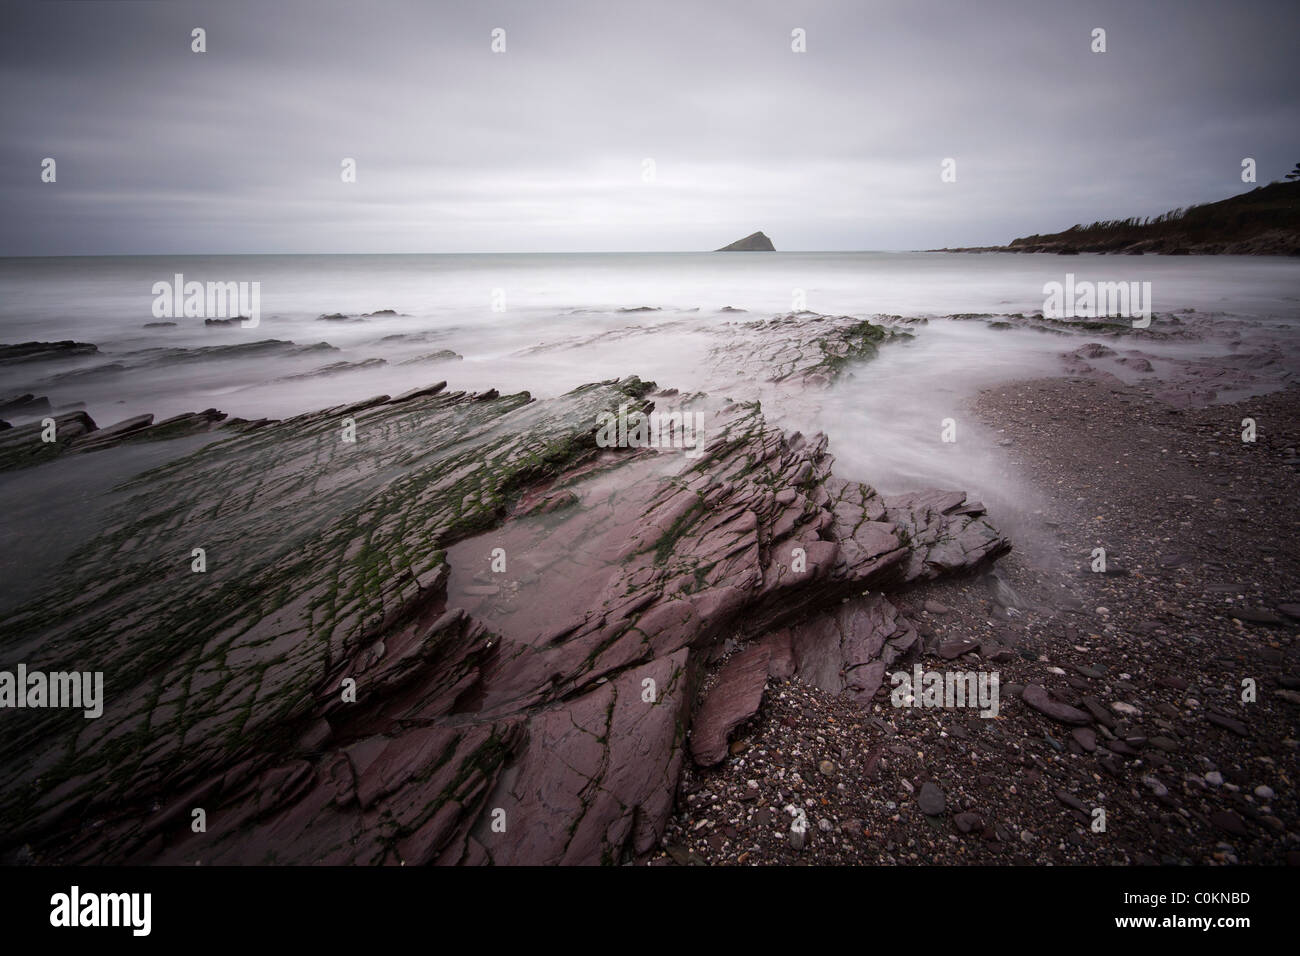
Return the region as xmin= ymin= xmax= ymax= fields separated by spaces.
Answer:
xmin=1022 ymin=684 xmax=1093 ymax=726
xmin=690 ymin=646 xmax=771 ymax=766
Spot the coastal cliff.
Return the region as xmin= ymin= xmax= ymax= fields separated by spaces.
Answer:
xmin=939 ymin=180 xmax=1300 ymax=255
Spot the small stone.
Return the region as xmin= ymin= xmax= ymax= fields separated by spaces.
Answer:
xmin=1205 ymin=771 xmax=1224 ymax=787
xmin=1209 ymin=810 xmax=1248 ymax=837
xmin=1056 ymin=790 xmax=1086 ymax=812
xmin=918 ymin=782 xmax=946 ymax=816
xmin=924 ymin=600 xmax=950 ymax=615
xmin=1254 ymin=785 xmax=1275 ymax=800
xmin=1071 ymin=727 xmax=1097 ymax=752
xmin=1022 ymin=684 xmax=1091 ymax=725
xmin=1141 ymin=775 xmax=1169 ymax=798
xmin=1206 ymin=712 xmax=1248 ymax=737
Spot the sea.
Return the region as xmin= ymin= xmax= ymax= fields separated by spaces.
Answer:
xmin=1 ymin=251 xmax=1297 ymax=607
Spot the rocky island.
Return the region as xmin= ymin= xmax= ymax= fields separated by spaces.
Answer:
xmin=716 ymin=231 xmax=775 ymax=252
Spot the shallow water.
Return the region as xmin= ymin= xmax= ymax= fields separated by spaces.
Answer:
xmin=2 ymin=252 xmax=1297 ymax=423
xmin=1 ymin=252 xmax=1297 ymax=588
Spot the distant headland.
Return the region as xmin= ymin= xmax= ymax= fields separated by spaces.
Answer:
xmin=936 ymin=180 xmax=1300 ymax=255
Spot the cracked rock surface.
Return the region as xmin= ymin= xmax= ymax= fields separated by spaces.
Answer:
xmin=0 ymin=316 xmax=1010 ymax=865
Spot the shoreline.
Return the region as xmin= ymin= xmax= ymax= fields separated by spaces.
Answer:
xmin=658 ymin=376 xmax=1299 ymax=864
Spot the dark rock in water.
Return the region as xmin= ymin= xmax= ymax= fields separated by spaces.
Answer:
xmin=0 ymin=420 xmax=9 ymax=430
xmin=317 ymin=312 xmax=357 ymax=322
xmin=0 ymin=340 xmax=98 ymax=364
xmin=281 ymin=358 xmax=387 ymax=381
xmin=143 ymin=321 xmax=177 ymax=328
xmin=204 ymin=317 xmax=244 ymax=326
xmin=362 ymin=309 xmax=400 ymax=317
xmin=0 ymin=394 xmax=51 ymax=416
xmin=398 ymin=349 xmax=463 ymax=365
xmin=716 ymin=231 xmax=775 ymax=252
xmin=917 ymin=782 xmax=946 ymax=816
xmin=1076 ymin=343 xmax=1118 ymax=358
xmin=690 ymin=645 xmax=771 ymax=766
xmin=132 ymin=409 xmax=228 ymax=442
xmin=0 ymin=410 xmax=97 ymax=470
xmin=67 ymin=414 xmax=154 ymax=450
xmin=1022 ymin=684 xmax=1092 ymax=725
xmin=391 ymin=381 xmax=447 ymax=404
xmin=0 ymin=408 xmax=230 ymax=467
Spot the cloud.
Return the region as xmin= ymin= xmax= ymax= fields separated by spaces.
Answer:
xmin=1 ymin=0 xmax=1297 ymax=253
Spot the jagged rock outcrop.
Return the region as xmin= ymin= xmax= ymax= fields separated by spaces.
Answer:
xmin=0 ymin=410 xmax=97 ymax=470
xmin=0 ymin=394 xmax=51 ymax=417
xmin=0 ymin=319 xmax=1010 ymax=866
xmin=0 ymin=341 xmax=98 ymax=364
xmin=0 ymin=407 xmax=229 ymax=471
xmin=716 ymin=231 xmax=775 ymax=252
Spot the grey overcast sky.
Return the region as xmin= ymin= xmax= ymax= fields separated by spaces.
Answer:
xmin=2 ymin=0 xmax=1298 ymax=255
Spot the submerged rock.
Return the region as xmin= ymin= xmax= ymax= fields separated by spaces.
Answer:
xmin=0 ymin=393 xmax=51 ymax=416
xmin=0 ymin=340 xmax=98 ymax=364
xmin=0 ymin=410 xmax=97 ymax=470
